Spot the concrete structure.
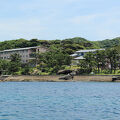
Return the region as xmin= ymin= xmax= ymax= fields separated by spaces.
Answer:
xmin=70 ymin=49 xmax=105 ymax=65
xmin=0 ymin=46 xmax=47 ymax=63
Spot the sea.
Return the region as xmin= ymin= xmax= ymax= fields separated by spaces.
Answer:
xmin=0 ymin=82 xmax=120 ymax=120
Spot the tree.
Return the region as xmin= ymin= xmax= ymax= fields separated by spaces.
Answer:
xmin=94 ymin=50 xmax=106 ymax=73
xmin=38 ymin=50 xmax=72 ymax=73
xmin=0 ymin=60 xmax=10 ymax=75
xmin=29 ymin=39 xmax=39 ymax=46
xmin=10 ymin=53 xmax=21 ymax=62
xmin=106 ymin=48 xmax=119 ymax=74
xmin=21 ymin=64 xmax=30 ymax=75
xmin=8 ymin=53 xmax=21 ymax=74
xmin=78 ymin=52 xmax=99 ymax=74
xmin=84 ymin=52 xmax=96 ymax=72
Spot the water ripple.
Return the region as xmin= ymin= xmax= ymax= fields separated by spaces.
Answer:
xmin=0 ymin=82 xmax=120 ymax=120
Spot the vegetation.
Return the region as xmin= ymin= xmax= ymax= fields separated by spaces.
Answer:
xmin=78 ymin=48 xmax=120 ymax=75
xmin=0 ymin=37 xmax=99 ymax=54
xmin=94 ymin=37 xmax=120 ymax=48
xmin=1 ymin=37 xmax=120 ymax=52
xmin=36 ymin=50 xmax=71 ymax=74
xmin=0 ymin=53 xmax=21 ymax=75
xmin=0 ymin=49 xmax=71 ymax=75
xmin=0 ymin=36 xmax=120 ymax=75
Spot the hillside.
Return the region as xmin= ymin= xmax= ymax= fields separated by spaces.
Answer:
xmin=0 ymin=37 xmax=99 ymax=54
xmin=95 ymin=37 xmax=120 ymax=48
xmin=0 ymin=37 xmax=120 ymax=54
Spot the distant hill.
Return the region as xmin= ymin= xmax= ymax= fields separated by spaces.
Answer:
xmin=0 ymin=37 xmax=99 ymax=54
xmin=0 ymin=37 xmax=120 ymax=54
xmin=61 ymin=37 xmax=120 ymax=49
xmin=95 ymin=37 xmax=120 ymax=48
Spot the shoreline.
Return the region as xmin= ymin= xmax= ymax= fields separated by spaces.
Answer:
xmin=0 ymin=75 xmax=120 ymax=82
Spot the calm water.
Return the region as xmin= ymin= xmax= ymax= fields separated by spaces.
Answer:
xmin=0 ymin=82 xmax=120 ymax=120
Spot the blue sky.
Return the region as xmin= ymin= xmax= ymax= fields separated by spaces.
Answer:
xmin=0 ymin=0 xmax=120 ymax=41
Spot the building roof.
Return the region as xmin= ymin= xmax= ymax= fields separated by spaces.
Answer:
xmin=70 ymin=53 xmax=77 ymax=57
xmin=0 ymin=46 xmax=40 ymax=53
xmin=76 ymin=49 xmax=105 ymax=53
xmin=74 ymin=56 xmax=85 ymax=60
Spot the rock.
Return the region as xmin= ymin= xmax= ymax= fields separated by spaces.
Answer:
xmin=57 ymin=70 xmax=73 ymax=75
xmin=59 ymin=73 xmax=74 ymax=80
xmin=112 ymin=76 xmax=120 ymax=81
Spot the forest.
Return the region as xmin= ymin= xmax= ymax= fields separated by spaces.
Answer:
xmin=0 ymin=37 xmax=120 ymax=75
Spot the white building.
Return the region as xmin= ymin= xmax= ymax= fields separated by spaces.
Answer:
xmin=0 ymin=46 xmax=47 ymax=63
xmin=70 ymin=49 xmax=105 ymax=65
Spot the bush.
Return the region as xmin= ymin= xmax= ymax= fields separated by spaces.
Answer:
xmin=21 ymin=67 xmax=30 ymax=75
xmin=102 ymin=69 xmax=111 ymax=74
xmin=76 ymin=68 xmax=92 ymax=75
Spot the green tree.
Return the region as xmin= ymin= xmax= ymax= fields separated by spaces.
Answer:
xmin=106 ymin=48 xmax=119 ymax=74
xmin=94 ymin=50 xmax=106 ymax=73
xmin=21 ymin=64 xmax=30 ymax=75
xmin=8 ymin=53 xmax=21 ymax=74
xmin=84 ymin=52 xmax=96 ymax=72
xmin=0 ymin=60 xmax=10 ymax=75
xmin=39 ymin=50 xmax=71 ymax=73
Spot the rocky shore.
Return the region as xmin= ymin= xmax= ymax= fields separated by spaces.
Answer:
xmin=0 ymin=75 xmax=120 ymax=82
